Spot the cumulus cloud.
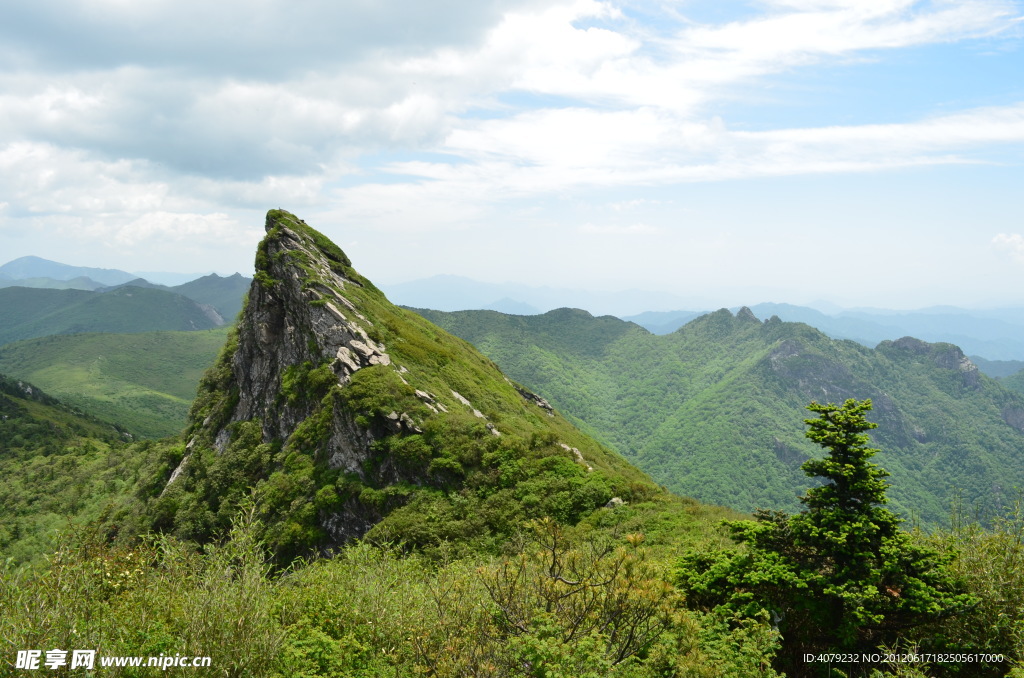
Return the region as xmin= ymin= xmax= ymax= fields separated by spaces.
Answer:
xmin=993 ymin=233 xmax=1024 ymax=261
xmin=89 ymin=211 xmax=258 ymax=247
xmin=0 ymin=0 xmax=1021 ymax=282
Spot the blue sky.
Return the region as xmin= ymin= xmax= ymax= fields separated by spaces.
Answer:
xmin=0 ymin=0 xmax=1021 ymax=309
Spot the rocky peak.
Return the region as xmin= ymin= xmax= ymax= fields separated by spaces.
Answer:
xmin=736 ymin=306 xmax=759 ymax=323
xmin=223 ymin=210 xmax=390 ymax=446
xmin=878 ymin=336 xmax=981 ymax=389
xmin=160 ymin=210 xmax=651 ymax=556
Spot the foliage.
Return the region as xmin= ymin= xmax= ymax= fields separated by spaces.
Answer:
xmin=0 ymin=373 xmax=141 ymax=565
xmin=915 ymin=498 xmax=1024 ymax=675
xmin=481 ymin=517 xmax=676 ymax=671
xmin=417 ymin=306 xmax=1024 ymax=526
xmin=0 ymin=328 xmax=228 ymax=438
xmin=1 ymin=505 xmax=282 ymax=677
xmin=3 ymin=510 xmax=787 ymax=678
xmin=676 ymin=399 xmax=971 ymax=676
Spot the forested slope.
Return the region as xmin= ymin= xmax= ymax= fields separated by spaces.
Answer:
xmin=416 ymin=306 xmax=1024 ymax=524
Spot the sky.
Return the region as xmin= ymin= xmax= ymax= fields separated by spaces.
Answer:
xmin=0 ymin=0 xmax=1022 ymax=310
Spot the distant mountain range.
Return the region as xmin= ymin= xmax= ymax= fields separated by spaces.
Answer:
xmin=621 ymin=303 xmax=1024 ymax=364
xmin=382 ymin=275 xmax=1024 ymax=362
xmin=0 ymin=256 xmax=140 ymax=287
xmin=415 ymin=306 xmax=1024 ymax=526
xmin=0 ymin=256 xmax=252 ymax=343
xmin=380 ymin=274 xmax=705 ymax=317
xmin=8 ymin=259 xmax=1024 ymax=363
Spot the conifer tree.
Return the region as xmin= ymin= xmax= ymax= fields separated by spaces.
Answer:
xmin=676 ymin=399 xmax=970 ymax=674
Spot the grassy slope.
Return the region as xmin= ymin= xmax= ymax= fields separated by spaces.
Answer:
xmin=0 ymin=329 xmax=228 ymax=438
xmin=415 ymin=307 xmax=1024 ymax=526
xmin=0 ymin=286 xmax=222 ymax=346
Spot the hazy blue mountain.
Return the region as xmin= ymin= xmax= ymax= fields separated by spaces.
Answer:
xmin=380 ymin=274 xmax=703 ymax=316
xmin=97 ymin=272 xmax=250 ymax=320
xmin=482 ymin=297 xmax=542 ymax=315
xmin=621 ymin=310 xmax=705 ymax=334
xmin=971 ymin=356 xmax=1024 ymax=379
xmin=100 ymin=277 xmax=169 ymax=291
xmin=132 ymin=270 xmax=212 ymax=285
xmin=631 ymin=303 xmax=1024 ymax=361
xmin=172 ymin=272 xmax=251 ymax=320
xmin=0 ymin=275 xmax=105 ymax=291
xmin=0 ymin=256 xmax=137 ymax=286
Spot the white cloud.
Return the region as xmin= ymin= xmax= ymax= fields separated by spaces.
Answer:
xmin=993 ymin=233 xmax=1024 ymax=261
xmin=579 ymin=222 xmax=664 ymax=234
xmin=88 ymin=211 xmax=258 ymax=247
xmin=0 ymin=0 xmax=1020 ymax=296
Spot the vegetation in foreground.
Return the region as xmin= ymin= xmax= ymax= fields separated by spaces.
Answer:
xmin=3 ymin=398 xmax=1024 ymax=677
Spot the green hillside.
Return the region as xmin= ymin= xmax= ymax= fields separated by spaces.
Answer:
xmin=0 ymin=374 xmax=138 ymax=564
xmin=0 ymin=286 xmax=223 ymax=345
xmin=172 ymin=272 xmax=251 ymax=320
xmin=0 ymin=329 xmax=228 ymax=438
xmin=415 ymin=306 xmax=1024 ymax=526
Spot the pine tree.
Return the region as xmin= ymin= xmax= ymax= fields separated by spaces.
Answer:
xmin=676 ymin=399 xmax=971 ymax=674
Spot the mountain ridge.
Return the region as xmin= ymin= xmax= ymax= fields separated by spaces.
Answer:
xmin=415 ymin=305 xmax=1024 ymax=525
xmin=151 ymin=210 xmax=664 ymax=559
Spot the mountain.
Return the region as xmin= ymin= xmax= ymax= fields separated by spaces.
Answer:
xmin=628 ymin=303 xmax=1024 ymax=361
xmin=172 ymin=272 xmax=251 ymax=320
xmin=0 ymin=255 xmax=137 ymax=286
xmin=0 ymin=275 xmax=105 ymax=291
xmin=481 ymin=297 xmax=542 ymax=315
xmin=97 ymin=272 xmax=250 ymax=320
xmin=132 ymin=270 xmax=213 ymax=286
xmin=380 ymin=274 xmax=703 ymax=316
xmin=970 ymin=356 xmax=1024 ymax=379
xmin=0 ymin=329 xmax=228 ymax=438
xmin=0 ymin=286 xmax=224 ymax=346
xmin=99 ymin=277 xmax=167 ymax=291
xmin=414 ymin=306 xmax=1024 ymax=526
xmin=150 ymin=210 xmax=665 ymax=560
xmin=621 ymin=310 xmax=704 ymax=335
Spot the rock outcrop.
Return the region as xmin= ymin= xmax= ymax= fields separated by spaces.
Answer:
xmin=157 ymin=209 xmax=651 ymax=556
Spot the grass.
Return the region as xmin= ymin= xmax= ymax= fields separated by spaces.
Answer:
xmin=0 ymin=329 xmax=229 ymax=438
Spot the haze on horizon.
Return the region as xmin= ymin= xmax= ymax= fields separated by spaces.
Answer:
xmin=0 ymin=0 xmax=1022 ymax=311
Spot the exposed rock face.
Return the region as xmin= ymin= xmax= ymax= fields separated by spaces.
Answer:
xmin=878 ymin=337 xmax=981 ymax=389
xmin=241 ymin=225 xmax=381 ymax=437
xmin=767 ymin=339 xmax=856 ymax=402
xmin=513 ymin=383 xmax=555 ymax=416
xmin=158 ymin=209 xmax=651 ymax=555
xmin=168 ymin=211 xmax=404 ymax=513
xmin=213 ymin=212 xmax=390 ymax=464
